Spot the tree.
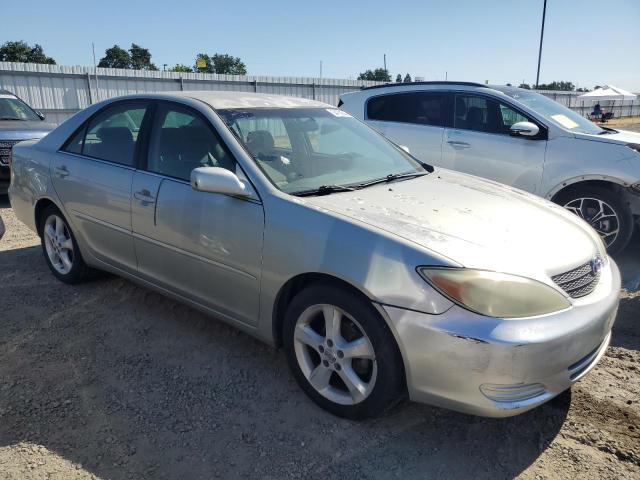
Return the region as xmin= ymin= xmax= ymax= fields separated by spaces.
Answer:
xmin=576 ymin=87 xmax=591 ymax=92
xmin=518 ymin=83 xmax=531 ymax=89
xmin=194 ymin=53 xmax=247 ymax=74
xmin=170 ymin=64 xmax=193 ymax=73
xmin=98 ymin=45 xmax=131 ymax=69
xmin=129 ymin=43 xmax=157 ymax=70
xmin=358 ymin=68 xmax=391 ymax=82
xmin=535 ymin=81 xmax=575 ymax=91
xmin=395 ymin=74 xmax=402 ymax=83
xmin=403 ymin=73 xmax=412 ymax=83
xmin=0 ymin=41 xmax=56 ymax=64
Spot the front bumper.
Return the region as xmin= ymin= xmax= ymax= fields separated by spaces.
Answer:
xmin=380 ymin=259 xmax=620 ymax=417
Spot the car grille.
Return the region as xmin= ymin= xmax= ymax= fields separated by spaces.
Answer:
xmin=0 ymin=140 xmax=20 ymax=165
xmin=551 ymin=257 xmax=602 ymax=298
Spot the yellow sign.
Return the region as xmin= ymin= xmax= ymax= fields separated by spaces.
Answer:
xmin=196 ymin=58 xmax=207 ymax=69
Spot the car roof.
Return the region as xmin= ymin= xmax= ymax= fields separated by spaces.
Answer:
xmin=0 ymin=89 xmax=16 ymax=96
xmin=170 ymin=91 xmax=331 ymax=109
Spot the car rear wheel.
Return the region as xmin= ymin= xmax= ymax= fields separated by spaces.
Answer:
xmin=283 ymin=283 xmax=405 ymax=420
xmin=40 ymin=205 xmax=92 ymax=284
xmin=555 ymin=186 xmax=633 ymax=255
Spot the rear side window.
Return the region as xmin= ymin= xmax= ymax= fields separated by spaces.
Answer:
xmin=367 ymin=92 xmax=452 ymax=127
xmin=62 ymin=102 xmax=149 ymax=167
xmin=146 ymin=102 xmax=235 ymax=181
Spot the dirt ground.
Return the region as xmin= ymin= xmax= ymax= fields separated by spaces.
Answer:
xmin=1 ymin=184 xmax=639 ymax=479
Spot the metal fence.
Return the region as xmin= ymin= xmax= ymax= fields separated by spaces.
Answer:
xmin=0 ymin=62 xmax=381 ymax=125
xmin=1 ymin=62 xmax=638 ymax=125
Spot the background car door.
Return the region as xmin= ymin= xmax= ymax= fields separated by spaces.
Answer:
xmin=441 ymin=94 xmax=547 ymax=194
xmin=52 ymin=101 xmax=150 ymax=273
xmin=131 ymin=101 xmax=264 ymax=326
xmin=366 ymin=91 xmax=452 ymax=165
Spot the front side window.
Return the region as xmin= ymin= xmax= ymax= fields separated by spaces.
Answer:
xmin=220 ymin=107 xmax=427 ymax=194
xmin=454 ymin=95 xmax=495 ymax=133
xmin=64 ymin=102 xmax=149 ymax=166
xmin=367 ymin=91 xmax=451 ymax=127
xmin=147 ymin=103 xmax=235 ymax=181
xmin=499 ymin=103 xmax=530 ymax=130
xmin=0 ymin=94 xmax=40 ymax=121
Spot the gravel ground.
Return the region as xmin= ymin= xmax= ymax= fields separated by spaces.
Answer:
xmin=1 ymin=180 xmax=639 ymax=479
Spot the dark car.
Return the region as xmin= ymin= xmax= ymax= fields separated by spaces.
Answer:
xmin=0 ymin=90 xmax=55 ymax=195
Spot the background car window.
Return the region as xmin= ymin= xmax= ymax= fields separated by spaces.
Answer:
xmin=0 ymin=95 xmax=40 ymax=121
xmin=454 ymin=95 xmax=498 ymax=133
xmin=499 ymin=103 xmax=530 ymax=130
xmin=147 ymin=103 xmax=235 ymax=181
xmin=367 ymin=92 xmax=451 ymax=127
xmin=81 ymin=103 xmax=148 ymax=166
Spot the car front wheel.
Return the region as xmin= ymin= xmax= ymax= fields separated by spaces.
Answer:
xmin=555 ymin=186 xmax=634 ymax=255
xmin=283 ymin=284 xmax=405 ymax=420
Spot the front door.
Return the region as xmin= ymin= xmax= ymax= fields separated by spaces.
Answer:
xmin=52 ymin=101 xmax=151 ymax=273
xmin=441 ymin=93 xmax=547 ymax=194
xmin=131 ymin=101 xmax=264 ymax=326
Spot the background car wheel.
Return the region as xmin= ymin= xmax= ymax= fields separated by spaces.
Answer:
xmin=39 ymin=205 xmax=92 ymax=284
xmin=555 ymin=186 xmax=633 ymax=255
xmin=283 ymin=283 xmax=406 ymax=420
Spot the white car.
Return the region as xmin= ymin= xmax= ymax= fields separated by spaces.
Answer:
xmin=339 ymin=82 xmax=640 ymax=254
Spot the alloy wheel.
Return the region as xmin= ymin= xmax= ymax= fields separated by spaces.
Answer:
xmin=43 ymin=214 xmax=75 ymax=275
xmin=563 ymin=197 xmax=620 ymax=248
xmin=293 ymin=304 xmax=377 ymax=405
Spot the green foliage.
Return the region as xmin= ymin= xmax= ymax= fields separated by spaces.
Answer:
xmin=576 ymin=87 xmax=591 ymax=92
xmin=358 ymin=68 xmax=391 ymax=82
xmin=98 ymin=45 xmax=131 ymax=69
xmin=403 ymin=73 xmax=412 ymax=83
xmin=98 ymin=43 xmax=157 ymax=70
xmin=535 ymin=81 xmax=575 ymax=91
xmin=129 ymin=43 xmax=157 ymax=70
xmin=395 ymin=74 xmax=402 ymax=82
xmin=170 ymin=64 xmax=193 ymax=73
xmin=0 ymin=41 xmax=56 ymax=64
xmin=194 ymin=53 xmax=247 ymax=75
xmin=518 ymin=83 xmax=531 ymax=89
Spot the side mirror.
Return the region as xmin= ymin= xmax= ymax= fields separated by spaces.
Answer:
xmin=36 ymin=111 xmax=46 ymax=121
xmin=399 ymin=145 xmax=411 ymax=153
xmin=510 ymin=121 xmax=539 ymax=137
xmin=191 ymin=167 xmax=250 ymax=197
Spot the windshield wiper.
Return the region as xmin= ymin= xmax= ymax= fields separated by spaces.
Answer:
xmin=292 ymin=184 xmax=358 ymax=197
xmin=357 ymin=171 xmax=427 ymax=189
xmin=0 ymin=117 xmax=23 ymax=121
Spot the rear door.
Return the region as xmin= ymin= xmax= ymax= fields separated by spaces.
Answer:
xmin=52 ymin=100 xmax=151 ymax=272
xmin=441 ymin=93 xmax=547 ymax=193
xmin=365 ymin=91 xmax=452 ymax=165
xmin=131 ymin=101 xmax=264 ymax=326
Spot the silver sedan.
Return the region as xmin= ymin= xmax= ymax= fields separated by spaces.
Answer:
xmin=9 ymin=92 xmax=619 ymax=419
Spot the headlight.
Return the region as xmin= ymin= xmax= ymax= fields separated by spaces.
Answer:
xmin=417 ymin=267 xmax=571 ymax=318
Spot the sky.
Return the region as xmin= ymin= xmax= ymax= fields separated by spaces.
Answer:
xmin=3 ymin=0 xmax=640 ymax=90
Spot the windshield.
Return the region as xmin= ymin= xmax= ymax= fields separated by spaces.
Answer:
xmin=0 ymin=94 xmax=41 ymax=121
xmin=219 ymin=107 xmax=427 ymax=194
xmin=502 ymin=89 xmax=603 ymax=135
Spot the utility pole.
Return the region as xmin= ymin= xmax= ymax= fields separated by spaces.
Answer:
xmin=383 ymin=54 xmax=387 ymax=72
xmin=91 ymin=43 xmax=100 ymax=102
xmin=319 ymin=60 xmax=322 ymax=81
xmin=535 ymin=0 xmax=547 ymax=89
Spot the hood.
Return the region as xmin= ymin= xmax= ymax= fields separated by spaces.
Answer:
xmin=0 ymin=120 xmax=55 ymax=141
xmin=574 ymin=128 xmax=640 ymax=145
xmin=304 ymin=169 xmax=602 ymax=284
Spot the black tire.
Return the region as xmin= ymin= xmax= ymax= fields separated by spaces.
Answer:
xmin=554 ymin=186 xmax=634 ymax=255
xmin=283 ymin=283 xmax=406 ymax=420
xmin=39 ymin=205 xmax=93 ymax=284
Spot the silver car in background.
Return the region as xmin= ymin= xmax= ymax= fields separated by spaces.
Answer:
xmin=339 ymin=82 xmax=640 ymax=254
xmin=9 ymin=92 xmax=619 ymax=419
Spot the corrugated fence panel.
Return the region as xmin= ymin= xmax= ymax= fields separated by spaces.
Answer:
xmin=2 ymin=62 xmax=637 ymax=125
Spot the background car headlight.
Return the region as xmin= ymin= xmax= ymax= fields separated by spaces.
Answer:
xmin=417 ymin=267 xmax=571 ymax=318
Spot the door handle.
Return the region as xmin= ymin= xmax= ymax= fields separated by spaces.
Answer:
xmin=54 ymin=166 xmax=69 ymax=177
xmin=446 ymin=141 xmax=471 ymax=149
xmin=134 ymin=189 xmax=156 ymax=204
